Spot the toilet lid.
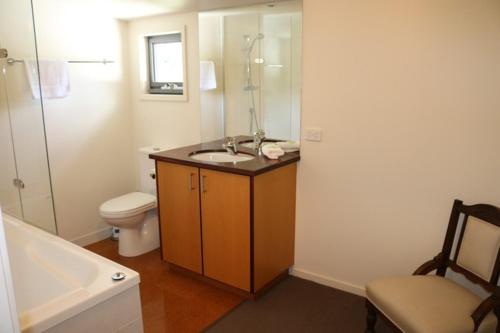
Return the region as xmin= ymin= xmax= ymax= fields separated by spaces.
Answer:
xmin=100 ymin=192 xmax=156 ymax=217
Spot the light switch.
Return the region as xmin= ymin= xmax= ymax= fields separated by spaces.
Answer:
xmin=305 ymin=128 xmax=322 ymax=142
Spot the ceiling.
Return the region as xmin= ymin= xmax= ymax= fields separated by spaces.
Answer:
xmin=111 ymin=0 xmax=291 ymax=20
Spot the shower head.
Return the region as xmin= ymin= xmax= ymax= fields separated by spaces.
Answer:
xmin=244 ymin=33 xmax=265 ymax=55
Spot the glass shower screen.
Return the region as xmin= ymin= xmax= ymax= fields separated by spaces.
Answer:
xmin=0 ymin=0 xmax=57 ymax=233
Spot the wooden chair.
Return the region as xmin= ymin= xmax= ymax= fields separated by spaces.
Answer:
xmin=365 ymin=199 xmax=500 ymax=333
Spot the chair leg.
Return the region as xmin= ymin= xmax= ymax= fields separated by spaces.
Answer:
xmin=494 ymin=303 xmax=500 ymax=333
xmin=365 ymin=299 xmax=377 ymax=333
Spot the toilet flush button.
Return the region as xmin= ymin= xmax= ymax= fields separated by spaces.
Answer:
xmin=111 ymin=272 xmax=126 ymax=281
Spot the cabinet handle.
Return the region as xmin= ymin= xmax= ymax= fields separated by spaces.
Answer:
xmin=188 ymin=173 xmax=195 ymax=191
xmin=201 ymin=175 xmax=207 ymax=193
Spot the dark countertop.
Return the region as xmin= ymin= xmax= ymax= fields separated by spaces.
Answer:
xmin=149 ymin=136 xmax=300 ymax=176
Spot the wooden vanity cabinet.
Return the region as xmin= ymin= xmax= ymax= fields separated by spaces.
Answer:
xmin=253 ymin=163 xmax=296 ymax=291
xmin=156 ymin=162 xmax=202 ymax=274
xmin=156 ymin=160 xmax=297 ymax=296
xmin=200 ymin=169 xmax=251 ymax=291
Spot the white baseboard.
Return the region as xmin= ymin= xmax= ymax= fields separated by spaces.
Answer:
xmin=70 ymin=227 xmax=112 ymax=247
xmin=290 ymin=267 xmax=366 ymax=297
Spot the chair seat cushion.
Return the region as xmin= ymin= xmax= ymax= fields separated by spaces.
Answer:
xmin=366 ymin=276 xmax=497 ymax=333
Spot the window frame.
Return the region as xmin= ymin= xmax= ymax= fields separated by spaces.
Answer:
xmin=147 ymin=32 xmax=184 ymax=95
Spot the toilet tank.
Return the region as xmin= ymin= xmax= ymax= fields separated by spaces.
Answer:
xmin=138 ymin=146 xmax=163 ymax=195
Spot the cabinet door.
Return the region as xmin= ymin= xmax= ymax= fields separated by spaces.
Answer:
xmin=157 ymin=162 xmax=202 ymax=273
xmin=200 ymin=169 xmax=250 ymax=291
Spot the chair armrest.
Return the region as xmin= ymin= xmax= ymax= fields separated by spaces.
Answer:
xmin=471 ymin=287 xmax=499 ymax=332
xmin=413 ymin=253 xmax=444 ymax=276
xmin=471 ymin=295 xmax=493 ymax=332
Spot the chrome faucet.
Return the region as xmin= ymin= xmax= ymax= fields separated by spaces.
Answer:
xmin=253 ymin=129 xmax=266 ymax=154
xmin=223 ymin=137 xmax=238 ymax=155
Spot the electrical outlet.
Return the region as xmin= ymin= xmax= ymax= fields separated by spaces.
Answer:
xmin=305 ymin=128 xmax=322 ymax=142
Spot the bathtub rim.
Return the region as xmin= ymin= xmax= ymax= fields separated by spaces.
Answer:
xmin=2 ymin=213 xmax=141 ymax=332
xmin=0 ymin=211 xmax=21 ymax=332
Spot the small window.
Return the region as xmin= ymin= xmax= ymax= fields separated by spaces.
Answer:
xmin=148 ymin=33 xmax=184 ymax=95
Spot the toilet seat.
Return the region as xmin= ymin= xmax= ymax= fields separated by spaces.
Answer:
xmin=100 ymin=192 xmax=156 ymax=219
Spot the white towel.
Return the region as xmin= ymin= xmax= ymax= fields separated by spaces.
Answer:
xmin=276 ymin=140 xmax=300 ymax=153
xmin=24 ymin=60 xmax=70 ymax=99
xmin=200 ymin=60 xmax=216 ymax=91
xmin=262 ymin=144 xmax=285 ymax=160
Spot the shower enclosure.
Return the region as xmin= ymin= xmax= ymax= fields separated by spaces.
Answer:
xmin=0 ymin=0 xmax=57 ymax=233
xmin=199 ymin=1 xmax=302 ymax=141
xmin=243 ymin=33 xmax=265 ymax=134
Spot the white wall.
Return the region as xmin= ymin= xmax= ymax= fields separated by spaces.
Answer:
xmin=128 ymin=12 xmax=201 ymax=155
xmin=293 ymin=0 xmax=500 ymax=295
xmin=3 ymin=2 xmax=202 ymax=244
xmin=32 ymin=0 xmax=136 ymax=244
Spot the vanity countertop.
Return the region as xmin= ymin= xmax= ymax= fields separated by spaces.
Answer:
xmin=149 ymin=136 xmax=300 ymax=176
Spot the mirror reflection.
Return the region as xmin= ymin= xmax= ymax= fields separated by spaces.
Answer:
xmin=199 ymin=0 xmax=302 ymax=142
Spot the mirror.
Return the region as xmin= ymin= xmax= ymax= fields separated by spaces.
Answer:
xmin=199 ymin=0 xmax=302 ymax=142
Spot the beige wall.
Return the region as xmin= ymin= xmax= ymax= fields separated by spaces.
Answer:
xmin=128 ymin=12 xmax=201 ymax=156
xmin=32 ymin=0 xmax=136 ymax=244
xmin=294 ymin=0 xmax=500 ymax=295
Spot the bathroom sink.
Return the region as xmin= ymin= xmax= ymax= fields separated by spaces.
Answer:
xmin=190 ymin=150 xmax=255 ymax=163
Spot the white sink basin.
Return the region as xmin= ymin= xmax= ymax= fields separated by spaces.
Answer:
xmin=190 ymin=151 xmax=255 ymax=163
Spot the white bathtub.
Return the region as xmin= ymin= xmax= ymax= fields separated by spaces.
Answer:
xmin=2 ymin=214 xmax=143 ymax=333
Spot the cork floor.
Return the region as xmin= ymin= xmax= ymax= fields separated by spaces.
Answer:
xmin=85 ymin=239 xmax=244 ymax=333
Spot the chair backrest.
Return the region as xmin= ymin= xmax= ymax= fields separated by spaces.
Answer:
xmin=441 ymin=200 xmax=500 ymax=292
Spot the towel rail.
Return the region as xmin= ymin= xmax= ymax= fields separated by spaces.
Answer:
xmin=5 ymin=58 xmax=114 ymax=65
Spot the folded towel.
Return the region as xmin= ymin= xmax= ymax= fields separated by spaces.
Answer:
xmin=262 ymin=144 xmax=285 ymax=160
xmin=200 ymin=60 xmax=216 ymax=91
xmin=24 ymin=59 xmax=70 ymax=99
xmin=276 ymin=140 xmax=300 ymax=152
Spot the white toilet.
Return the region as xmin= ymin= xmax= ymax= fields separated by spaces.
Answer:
xmin=99 ymin=147 xmax=161 ymax=257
